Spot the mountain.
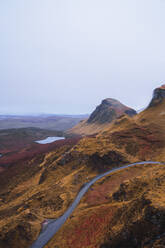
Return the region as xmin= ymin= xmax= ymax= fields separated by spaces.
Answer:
xmin=1 ymin=85 xmax=165 ymax=248
xmin=68 ymin=98 xmax=137 ymax=136
xmin=87 ymin=98 xmax=136 ymax=124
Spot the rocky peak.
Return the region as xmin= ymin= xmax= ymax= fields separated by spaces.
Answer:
xmin=102 ymin=98 xmax=125 ymax=107
xmin=148 ymin=84 xmax=165 ymax=107
xmin=87 ymin=98 xmax=136 ymax=124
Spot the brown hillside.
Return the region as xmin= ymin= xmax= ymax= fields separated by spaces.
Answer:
xmin=1 ymin=85 xmax=165 ymax=247
xmin=68 ymin=98 xmax=136 ymax=136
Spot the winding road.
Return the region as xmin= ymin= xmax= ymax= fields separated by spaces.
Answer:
xmin=30 ymin=161 xmax=164 ymax=248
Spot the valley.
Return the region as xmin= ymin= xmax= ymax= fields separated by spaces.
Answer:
xmin=1 ymin=85 xmax=165 ymax=247
xmin=0 ymin=114 xmax=88 ymax=131
xmin=2 ymin=1 xmax=164 ymax=247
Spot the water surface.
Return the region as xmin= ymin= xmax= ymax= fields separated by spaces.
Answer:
xmin=35 ymin=137 xmax=65 ymax=144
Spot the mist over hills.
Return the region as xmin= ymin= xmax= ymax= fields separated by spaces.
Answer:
xmin=0 ymin=114 xmax=88 ymax=131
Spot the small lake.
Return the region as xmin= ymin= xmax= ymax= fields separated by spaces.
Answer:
xmin=35 ymin=137 xmax=65 ymax=144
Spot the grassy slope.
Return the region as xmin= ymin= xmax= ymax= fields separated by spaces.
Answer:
xmin=51 ymin=163 xmax=165 ymax=248
xmin=0 ymin=127 xmax=63 ymax=153
xmin=0 ymin=127 xmax=65 ymax=170
xmin=48 ymin=102 xmax=165 ymax=248
xmin=67 ymin=119 xmax=112 ymax=136
xmin=1 ymin=101 xmax=165 ymax=247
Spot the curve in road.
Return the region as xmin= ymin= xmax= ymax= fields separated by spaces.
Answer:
xmin=30 ymin=161 xmax=164 ymax=248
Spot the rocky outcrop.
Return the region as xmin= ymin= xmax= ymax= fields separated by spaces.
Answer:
xmin=87 ymin=151 xmax=128 ymax=172
xmin=148 ymin=84 xmax=165 ymax=107
xmin=67 ymin=98 xmax=136 ymax=136
xmin=87 ymin=98 xmax=136 ymax=124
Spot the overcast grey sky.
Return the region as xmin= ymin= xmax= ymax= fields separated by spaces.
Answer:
xmin=1 ymin=0 xmax=165 ymax=114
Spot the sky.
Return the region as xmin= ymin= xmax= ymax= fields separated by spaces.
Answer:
xmin=1 ymin=0 xmax=165 ymax=115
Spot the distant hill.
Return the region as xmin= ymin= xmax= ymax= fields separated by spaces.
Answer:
xmin=68 ymin=98 xmax=136 ymax=135
xmin=0 ymin=114 xmax=88 ymax=131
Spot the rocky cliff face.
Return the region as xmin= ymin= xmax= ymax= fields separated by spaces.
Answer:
xmin=87 ymin=98 xmax=137 ymax=124
xmin=148 ymin=84 xmax=165 ymax=107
